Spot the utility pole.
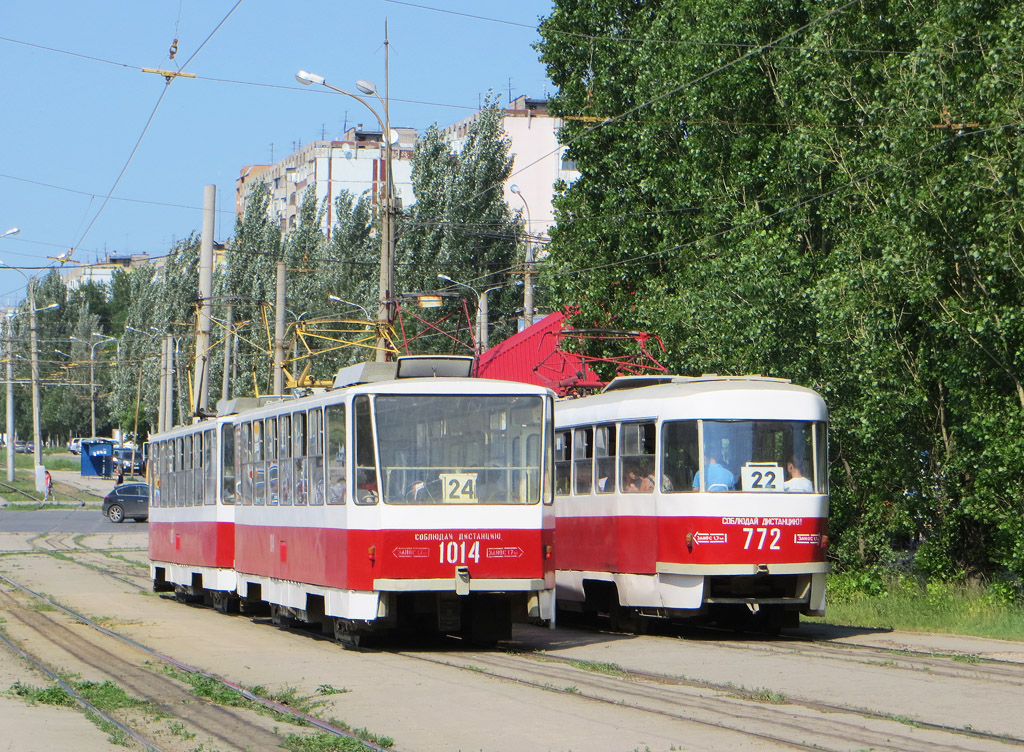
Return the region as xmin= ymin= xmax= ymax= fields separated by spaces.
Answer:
xmin=375 ymin=20 xmax=395 ymax=362
xmin=222 ymin=301 xmax=233 ymax=402
xmin=192 ymin=184 xmax=215 ymax=418
xmin=273 ymin=262 xmax=286 ymax=394
xmin=5 ymin=315 xmax=14 ymax=482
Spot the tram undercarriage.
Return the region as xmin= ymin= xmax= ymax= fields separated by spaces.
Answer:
xmin=152 ymin=564 xmax=541 ymax=647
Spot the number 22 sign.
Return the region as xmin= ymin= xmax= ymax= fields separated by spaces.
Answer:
xmin=740 ymin=463 xmax=783 ymax=492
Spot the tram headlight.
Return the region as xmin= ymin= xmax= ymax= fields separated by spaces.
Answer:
xmin=368 ymin=545 xmax=376 ymax=564
xmin=685 ymin=532 xmax=694 ymax=552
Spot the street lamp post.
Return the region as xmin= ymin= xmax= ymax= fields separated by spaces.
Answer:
xmin=70 ymin=333 xmax=115 ymax=438
xmin=436 ymin=275 xmax=507 ymax=355
xmin=297 ymin=47 xmax=394 ymax=362
xmin=509 ymin=185 xmax=535 ymax=328
xmin=0 ymin=261 xmax=54 ymax=470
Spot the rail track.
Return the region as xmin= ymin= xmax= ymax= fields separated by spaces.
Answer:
xmin=3 ymin=533 xmax=1023 ymax=752
xmin=0 ymin=569 xmax=393 ymax=752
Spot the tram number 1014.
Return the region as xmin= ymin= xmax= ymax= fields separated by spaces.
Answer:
xmin=439 ymin=540 xmax=482 ymax=564
xmin=742 ymin=527 xmax=782 ymax=550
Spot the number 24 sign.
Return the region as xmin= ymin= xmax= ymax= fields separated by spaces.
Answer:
xmin=439 ymin=472 xmax=479 ymax=503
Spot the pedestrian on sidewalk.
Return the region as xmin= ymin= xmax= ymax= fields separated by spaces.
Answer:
xmin=44 ymin=469 xmax=53 ymax=502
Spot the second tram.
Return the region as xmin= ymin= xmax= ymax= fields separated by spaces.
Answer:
xmin=149 ymin=357 xmax=556 ymax=645
xmin=553 ymin=375 xmax=829 ymax=630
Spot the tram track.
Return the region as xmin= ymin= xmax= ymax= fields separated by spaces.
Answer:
xmin=8 ymin=537 xmax=1023 ymax=751
xmin=387 ymin=641 xmax=1023 ymax=752
xmin=0 ymin=571 xmax=395 ymax=752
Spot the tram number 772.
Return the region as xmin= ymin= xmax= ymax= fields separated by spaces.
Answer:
xmin=743 ymin=527 xmax=782 ymax=551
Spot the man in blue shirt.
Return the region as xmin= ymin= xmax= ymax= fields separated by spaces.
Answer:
xmin=692 ymin=449 xmax=735 ymax=492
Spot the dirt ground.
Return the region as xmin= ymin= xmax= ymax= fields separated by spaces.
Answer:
xmin=2 ymin=497 xmax=1024 ymax=751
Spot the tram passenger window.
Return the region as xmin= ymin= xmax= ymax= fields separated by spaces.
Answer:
xmin=353 ymin=396 xmax=378 ymax=504
xmin=620 ymin=422 xmax=656 ymax=493
xmin=151 ymin=443 xmax=161 ymax=507
xmin=252 ymin=420 xmax=265 ymax=506
xmin=326 ymin=404 xmax=347 ymax=504
xmin=266 ymin=418 xmax=279 ymax=505
xmin=662 ymin=421 xmax=698 ymax=493
xmin=239 ymin=422 xmax=252 ymax=506
xmin=595 ymin=425 xmax=616 ymax=494
xmin=204 ymin=429 xmax=216 ymax=504
xmin=554 ymin=430 xmax=571 ymax=496
xmin=308 ymin=408 xmax=325 ymax=505
xmin=293 ymin=412 xmax=307 ymax=506
xmin=573 ymin=428 xmax=593 ymax=495
xmin=222 ymin=425 xmax=236 ymax=505
xmin=277 ymin=415 xmax=292 ymax=506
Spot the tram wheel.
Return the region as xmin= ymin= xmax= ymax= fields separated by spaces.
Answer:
xmin=333 ymin=619 xmax=373 ymax=650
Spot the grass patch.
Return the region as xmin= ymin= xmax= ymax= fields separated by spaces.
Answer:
xmin=279 ymin=731 xmax=388 ymax=752
xmin=811 ymin=572 xmax=1024 ymax=641
xmin=10 ymin=681 xmax=76 ymax=706
xmin=567 ymin=659 xmax=627 ymax=677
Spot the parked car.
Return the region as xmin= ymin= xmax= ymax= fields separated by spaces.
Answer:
xmin=14 ymin=440 xmax=32 ymax=454
xmin=102 ymin=482 xmax=149 ymax=523
xmin=113 ymin=447 xmax=145 ymax=475
xmin=67 ymin=437 xmax=85 ymax=455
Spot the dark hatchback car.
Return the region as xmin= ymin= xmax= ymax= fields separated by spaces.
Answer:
xmin=113 ymin=447 xmax=146 ymax=475
xmin=102 ymin=482 xmax=149 ymax=523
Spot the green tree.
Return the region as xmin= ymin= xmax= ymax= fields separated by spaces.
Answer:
xmin=537 ymin=0 xmax=1024 ymax=581
xmin=396 ymin=97 xmax=523 ymax=351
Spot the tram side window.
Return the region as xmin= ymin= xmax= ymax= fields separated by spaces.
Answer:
xmin=554 ymin=430 xmax=571 ymax=496
xmin=662 ymin=421 xmax=697 ymax=493
xmin=326 ymin=403 xmax=347 ymax=504
xmin=620 ymin=422 xmax=656 ymax=493
xmin=252 ymin=420 xmax=265 ymax=506
xmin=278 ymin=414 xmax=292 ymax=506
xmin=222 ymin=425 xmax=236 ymax=505
xmin=204 ymin=429 xmax=216 ymax=504
xmin=151 ymin=443 xmax=161 ymax=507
xmin=266 ymin=417 xmax=279 ymax=505
xmin=178 ymin=437 xmax=188 ymax=507
xmin=293 ymin=412 xmax=307 ymax=506
xmin=353 ymin=396 xmax=378 ymax=504
xmin=308 ymin=407 xmax=325 ymax=505
xmin=239 ymin=422 xmax=252 ymax=506
xmin=595 ymin=424 xmax=616 ymax=494
xmin=573 ymin=427 xmax=593 ymax=494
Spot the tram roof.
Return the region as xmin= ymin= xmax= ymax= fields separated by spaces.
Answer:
xmin=557 ymin=374 xmax=827 ymax=423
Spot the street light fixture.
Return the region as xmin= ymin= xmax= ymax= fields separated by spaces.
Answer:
xmin=0 ymin=260 xmax=57 ymax=470
xmin=327 ymin=294 xmax=372 ymax=320
xmin=70 ymin=333 xmax=115 ymax=438
xmin=437 ymin=275 xmax=510 ymax=355
xmin=509 ymin=185 xmax=535 ymax=328
xmin=297 ymin=57 xmax=395 ymax=362
xmin=1 ymin=228 xmax=19 ymax=239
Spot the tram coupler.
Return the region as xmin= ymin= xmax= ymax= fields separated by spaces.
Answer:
xmin=455 ymin=566 xmax=471 ymax=596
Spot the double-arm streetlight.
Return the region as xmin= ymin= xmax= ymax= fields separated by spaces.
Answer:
xmin=70 ymin=333 xmax=116 ymax=438
xmin=437 ymin=274 xmax=509 ymax=355
xmin=509 ymin=185 xmax=535 ymax=328
xmin=0 ymin=260 xmax=58 ymax=470
xmin=297 ymin=63 xmax=395 ymax=362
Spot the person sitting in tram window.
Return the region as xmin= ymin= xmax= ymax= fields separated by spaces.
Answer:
xmin=692 ymin=448 xmax=735 ymax=492
xmin=784 ymin=457 xmax=814 ymax=492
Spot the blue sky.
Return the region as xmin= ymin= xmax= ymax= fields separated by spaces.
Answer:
xmin=0 ymin=0 xmax=556 ymax=303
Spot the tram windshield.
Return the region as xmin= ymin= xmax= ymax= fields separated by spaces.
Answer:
xmin=663 ymin=419 xmax=827 ymax=494
xmin=372 ymin=394 xmax=547 ymax=504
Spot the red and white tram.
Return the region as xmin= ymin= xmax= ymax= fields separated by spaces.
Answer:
xmin=149 ymin=356 xmax=556 ymax=645
xmin=553 ymin=375 xmax=829 ymax=630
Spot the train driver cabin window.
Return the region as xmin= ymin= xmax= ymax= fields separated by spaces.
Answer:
xmin=662 ymin=421 xmax=698 ymax=493
xmin=698 ymin=420 xmax=825 ymax=494
xmin=619 ymin=422 xmax=656 ymax=493
xmin=326 ymin=403 xmax=347 ymax=504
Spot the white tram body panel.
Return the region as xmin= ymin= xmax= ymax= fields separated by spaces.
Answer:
xmin=553 ymin=375 xmax=829 ymax=626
